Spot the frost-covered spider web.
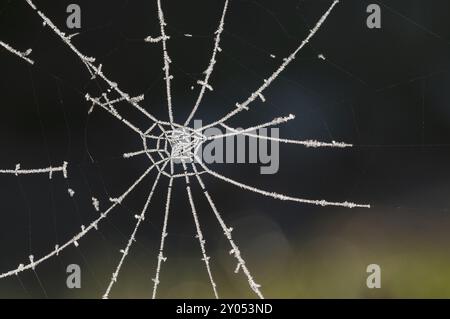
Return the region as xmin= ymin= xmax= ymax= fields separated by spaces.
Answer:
xmin=0 ymin=0 xmax=370 ymax=298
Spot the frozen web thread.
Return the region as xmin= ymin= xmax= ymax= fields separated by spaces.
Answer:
xmin=184 ymin=0 xmax=229 ymax=126
xmin=190 ymin=162 xmax=264 ymax=298
xmin=24 ymin=0 xmax=168 ymax=127
xmin=206 ymin=114 xmax=296 ymax=141
xmin=197 ymin=0 xmax=341 ymax=131
xmin=220 ymin=123 xmax=353 ymax=148
xmin=0 ymin=158 xmax=166 ymax=279
xmin=103 ymin=159 xmax=169 ymax=299
xmin=152 ymin=161 xmax=174 ymax=299
xmin=0 ymin=162 xmax=68 ymax=179
xmin=156 ymin=0 xmax=174 ymax=124
xmin=182 ymin=162 xmax=218 ymax=299
xmin=0 ymin=40 xmax=34 ymax=65
xmin=0 ymin=0 xmax=371 ymax=298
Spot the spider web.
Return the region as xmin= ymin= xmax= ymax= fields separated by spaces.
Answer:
xmin=0 ymin=0 xmax=371 ymax=298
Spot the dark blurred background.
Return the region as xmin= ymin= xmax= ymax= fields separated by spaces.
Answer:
xmin=1 ymin=0 xmax=450 ymax=298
